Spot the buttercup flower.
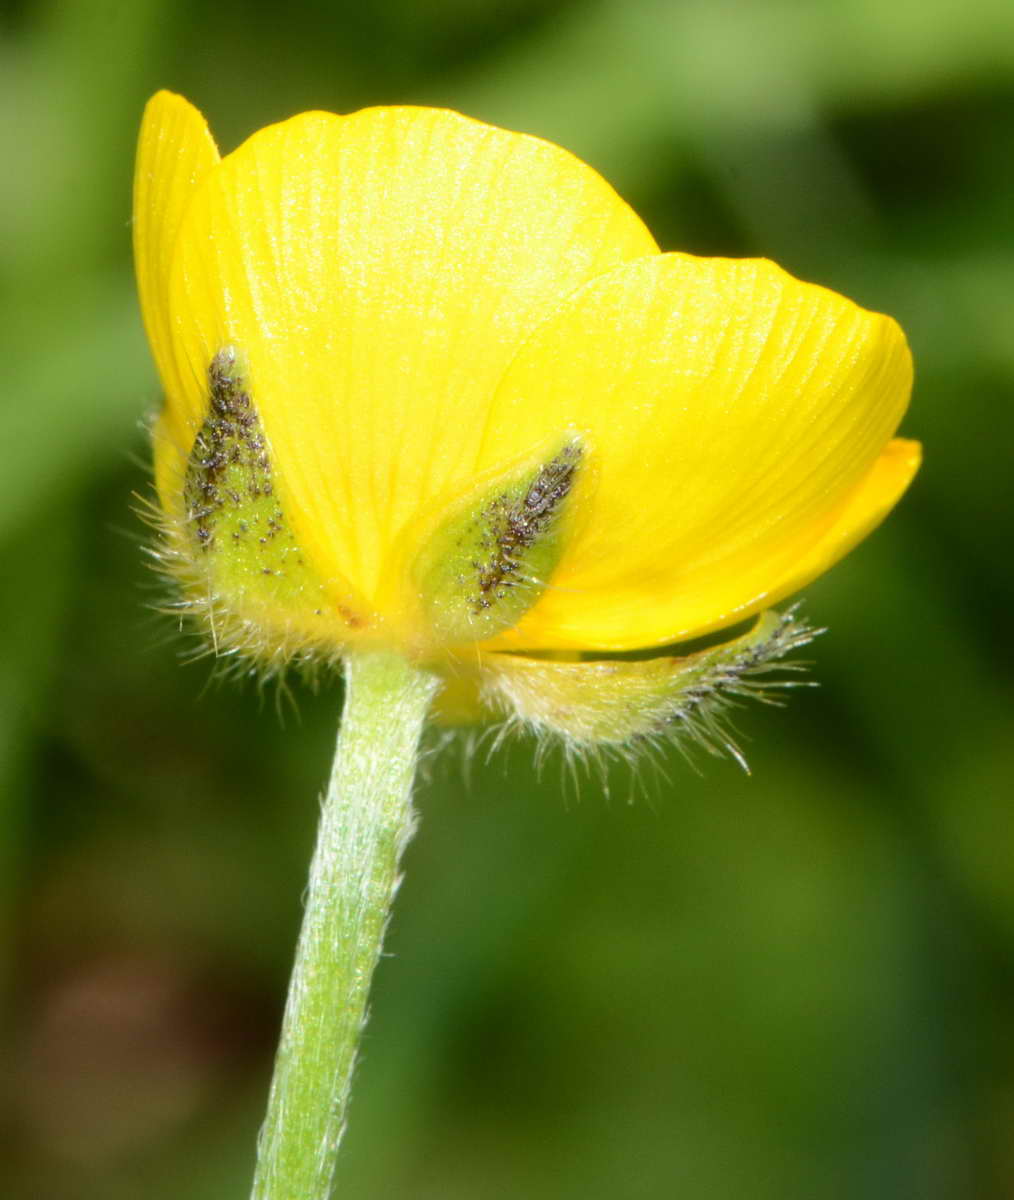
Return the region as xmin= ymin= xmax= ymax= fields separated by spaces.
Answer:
xmin=135 ymin=91 xmax=919 ymax=748
xmin=134 ymin=93 xmax=922 ymax=1195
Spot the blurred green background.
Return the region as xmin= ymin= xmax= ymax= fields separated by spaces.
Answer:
xmin=2 ymin=0 xmax=1013 ymax=1196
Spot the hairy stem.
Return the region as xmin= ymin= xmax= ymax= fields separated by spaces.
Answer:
xmin=251 ymin=651 xmax=439 ymax=1200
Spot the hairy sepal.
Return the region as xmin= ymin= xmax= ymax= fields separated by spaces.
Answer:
xmin=153 ymin=347 xmax=367 ymax=672
xmin=478 ymin=609 xmax=818 ymax=761
xmin=411 ymin=440 xmax=583 ymax=647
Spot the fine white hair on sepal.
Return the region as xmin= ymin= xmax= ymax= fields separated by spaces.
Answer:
xmin=478 ymin=607 xmax=822 ymax=780
xmin=134 ymin=483 xmax=342 ymax=704
xmin=658 ymin=606 xmax=821 ymax=771
xmin=138 ymin=350 xmax=368 ymax=688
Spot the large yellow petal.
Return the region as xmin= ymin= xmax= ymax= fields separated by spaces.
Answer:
xmin=133 ymin=91 xmax=220 ymax=504
xmin=466 ymin=253 xmax=915 ymax=652
xmin=757 ymin=436 xmax=921 ymax=607
xmin=166 ymin=105 xmax=658 ymax=614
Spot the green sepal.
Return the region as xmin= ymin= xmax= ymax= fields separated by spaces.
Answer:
xmin=180 ymin=348 xmax=355 ymax=654
xmin=479 ymin=610 xmax=816 ymax=751
xmin=412 ymin=440 xmax=582 ymax=646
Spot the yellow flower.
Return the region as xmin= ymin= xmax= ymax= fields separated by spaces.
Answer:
xmin=135 ymin=92 xmax=919 ymax=747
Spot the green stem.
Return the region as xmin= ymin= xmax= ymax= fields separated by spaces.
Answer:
xmin=251 ymin=651 xmax=439 ymax=1200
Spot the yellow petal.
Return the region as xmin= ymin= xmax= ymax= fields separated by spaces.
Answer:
xmin=469 ymin=253 xmax=915 ymax=652
xmin=133 ymin=90 xmax=220 ymax=505
xmin=758 ymin=436 xmax=921 ymax=606
xmin=166 ymin=105 xmax=658 ymax=619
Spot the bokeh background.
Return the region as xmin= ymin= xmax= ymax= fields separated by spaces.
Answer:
xmin=2 ymin=0 xmax=1014 ymax=1196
